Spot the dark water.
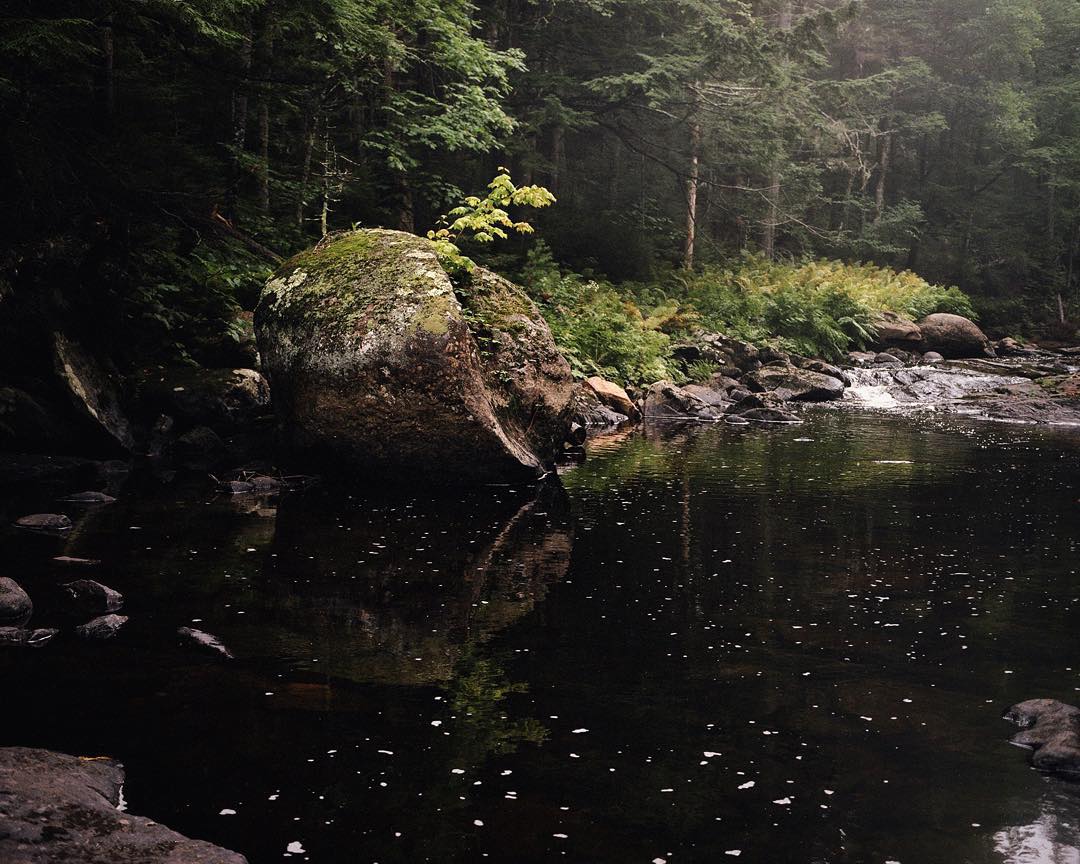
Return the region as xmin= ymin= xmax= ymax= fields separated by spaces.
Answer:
xmin=2 ymin=413 xmax=1080 ymax=863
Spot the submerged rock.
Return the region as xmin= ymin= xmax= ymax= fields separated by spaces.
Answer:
xmin=52 ymin=555 xmax=100 ymax=566
xmin=918 ymin=313 xmax=995 ymax=359
xmin=178 ymin=626 xmax=234 ymax=658
xmin=256 ymin=229 xmax=575 ymax=482
xmin=0 ymin=627 xmax=58 ymax=647
xmin=0 ymin=578 xmax=32 ymax=622
xmin=59 ymin=491 xmax=116 ymax=504
xmin=75 ymin=613 xmax=127 ymax=639
xmin=65 ymin=579 xmax=124 ymax=612
xmin=1004 ymin=699 xmax=1080 ymax=777
xmin=173 ymin=425 xmax=227 ymax=470
xmin=573 ymin=384 xmax=629 ymax=429
xmin=0 ymin=747 xmax=248 ymax=863
xmin=14 ymin=513 xmax=72 ymax=532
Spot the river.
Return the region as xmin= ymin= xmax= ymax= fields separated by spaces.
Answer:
xmin=1 ymin=412 xmax=1079 ymax=863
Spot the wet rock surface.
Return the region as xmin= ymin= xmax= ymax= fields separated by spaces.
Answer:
xmin=918 ymin=313 xmax=995 ymax=359
xmin=642 ymin=381 xmax=726 ymax=420
xmin=0 ymin=747 xmax=247 ymax=863
xmin=0 ymin=578 xmax=33 ymax=622
xmin=743 ymin=365 xmax=845 ymax=402
xmin=65 ymin=579 xmax=124 ymax=612
xmin=76 ymin=614 xmax=128 ymax=639
xmin=1004 ymin=700 xmax=1080 ymax=777
xmin=14 ymin=513 xmax=72 ymax=531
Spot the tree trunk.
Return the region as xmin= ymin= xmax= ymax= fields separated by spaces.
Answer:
xmin=683 ymin=83 xmax=702 ymax=270
xmin=763 ymin=1 xmax=791 ymax=259
xmin=296 ymin=108 xmax=316 ymax=229
xmin=225 ymin=25 xmax=254 ymax=223
xmin=550 ymin=125 xmax=565 ymax=195
xmin=101 ymin=13 xmax=115 ymax=121
xmin=873 ymin=123 xmax=891 ymax=224
xmin=257 ymin=101 xmax=270 ymax=216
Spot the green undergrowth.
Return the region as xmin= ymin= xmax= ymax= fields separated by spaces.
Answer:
xmin=515 ymin=242 xmax=976 ymax=386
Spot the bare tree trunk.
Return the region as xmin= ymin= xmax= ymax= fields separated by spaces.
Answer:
xmin=257 ymin=101 xmax=270 ymax=216
xmin=101 ymin=13 xmax=115 ymax=120
xmin=225 ymin=25 xmax=253 ymax=223
xmin=873 ymin=124 xmax=891 ymax=224
xmin=683 ymin=83 xmax=702 ymax=270
xmin=763 ymin=1 xmax=791 ymax=259
xmin=296 ymin=109 xmax=316 ymax=229
xmin=550 ymin=125 xmax=566 ymax=196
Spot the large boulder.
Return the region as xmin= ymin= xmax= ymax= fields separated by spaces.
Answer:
xmin=0 ymin=578 xmax=32 ymax=623
xmin=51 ymin=333 xmax=134 ymax=452
xmin=0 ymin=747 xmax=248 ymax=863
xmin=256 ymin=230 xmax=575 ymax=481
xmin=871 ymin=311 xmax=922 ymax=349
xmin=918 ymin=313 xmax=995 ymax=359
xmin=742 ymin=365 xmax=845 ymax=402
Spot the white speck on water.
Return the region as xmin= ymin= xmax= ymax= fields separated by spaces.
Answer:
xmin=738 ymin=781 xmax=755 ymax=790
xmin=219 ymin=809 xmax=236 ymax=816
xmin=572 ymin=728 xmax=589 ymax=734
xmin=431 ymin=721 xmax=442 ymax=727
xmin=285 ymin=841 xmax=305 ymax=854
xmin=473 ymin=820 xmax=484 ymax=827
xmin=773 ymin=797 xmax=792 ymax=805
xmin=451 ymin=769 xmax=465 ymax=774
xmin=725 ymin=852 xmax=742 ymax=858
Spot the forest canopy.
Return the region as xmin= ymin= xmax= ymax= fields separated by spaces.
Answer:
xmin=3 ymin=0 xmax=1079 ymax=364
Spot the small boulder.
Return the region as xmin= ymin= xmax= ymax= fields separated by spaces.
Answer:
xmin=64 ymin=580 xmax=124 ymax=612
xmin=14 ymin=513 xmax=72 ymax=532
xmin=52 ymin=556 xmax=100 ymax=566
xmin=682 ymin=384 xmax=731 ymax=408
xmin=0 ymin=627 xmax=58 ymax=647
xmin=727 ymin=392 xmax=801 ymax=423
xmin=51 ymin=332 xmax=134 ymax=452
xmin=0 ymin=578 xmax=32 ymax=623
xmin=573 ymin=384 xmax=629 ymax=429
xmin=922 ymin=351 xmax=945 ymax=363
xmin=642 ymin=382 xmax=725 ymax=420
xmin=742 ymin=366 xmax=845 ymax=402
xmin=1004 ymin=699 xmax=1080 ymax=776
xmin=871 ymin=311 xmax=922 ymax=349
xmin=919 ymin=313 xmax=995 ymax=359
xmin=874 ymin=353 xmax=904 ymax=367
xmin=173 ymin=425 xmax=227 ymax=470
xmin=178 ymin=626 xmax=234 ymax=659
xmin=585 ymin=377 xmax=640 ymax=420
xmin=76 ymin=614 xmax=127 ymax=640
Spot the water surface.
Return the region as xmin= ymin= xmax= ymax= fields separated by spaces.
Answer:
xmin=2 ymin=413 xmax=1079 ymax=863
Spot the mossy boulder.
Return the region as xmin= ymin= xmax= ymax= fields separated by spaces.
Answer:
xmin=255 ymin=229 xmax=575 ymax=481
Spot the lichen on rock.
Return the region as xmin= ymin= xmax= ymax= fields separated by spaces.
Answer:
xmin=255 ymin=229 xmax=575 ymax=482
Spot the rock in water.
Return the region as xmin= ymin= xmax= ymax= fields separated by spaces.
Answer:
xmin=178 ymin=626 xmax=234 ymax=658
xmin=871 ymin=311 xmax=922 ymax=349
xmin=255 ymin=229 xmax=575 ymax=482
xmin=1004 ymin=699 xmax=1080 ymax=776
xmin=585 ymin=376 xmax=640 ymax=420
xmin=0 ymin=747 xmax=248 ymax=863
xmin=75 ymin=614 xmax=127 ymax=639
xmin=65 ymin=580 xmax=124 ymax=612
xmin=918 ymin=313 xmax=995 ymax=359
xmin=51 ymin=332 xmax=134 ymax=452
xmin=0 ymin=627 xmax=58 ymax=647
xmin=59 ymin=491 xmax=116 ymax=504
xmin=0 ymin=578 xmax=32 ymax=622
xmin=743 ymin=366 xmax=846 ymax=402
xmin=14 ymin=513 xmax=73 ymax=532
xmin=642 ymin=382 xmax=726 ymax=420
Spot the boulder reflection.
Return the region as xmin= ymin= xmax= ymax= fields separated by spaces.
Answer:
xmin=247 ymin=480 xmax=573 ymax=685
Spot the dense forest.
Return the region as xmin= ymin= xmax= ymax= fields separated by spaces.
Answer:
xmin=3 ymin=0 xmax=1080 ymax=381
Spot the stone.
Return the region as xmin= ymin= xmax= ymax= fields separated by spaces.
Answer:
xmin=52 ymin=556 xmax=100 ymax=566
xmin=51 ymin=332 xmax=134 ymax=452
xmin=256 ymin=229 xmax=575 ymax=482
xmin=65 ymin=579 xmax=124 ymax=612
xmin=922 ymin=351 xmax=945 ymax=363
xmin=59 ymin=491 xmax=116 ymax=504
xmin=572 ymin=384 xmax=629 ymax=429
xmin=0 ymin=578 xmax=32 ymax=622
xmin=75 ymin=613 xmax=127 ymax=639
xmin=173 ymin=425 xmax=227 ymax=471
xmin=682 ymin=384 xmax=731 ymax=408
xmin=136 ymin=366 xmax=270 ymax=429
xmin=871 ymin=311 xmax=922 ymax=348
xmin=585 ymin=376 xmax=640 ymax=420
xmin=178 ymin=626 xmax=234 ymax=659
xmin=14 ymin=513 xmax=72 ymax=532
xmin=0 ymin=627 xmax=58 ymax=647
xmin=727 ymin=392 xmax=802 ymax=423
xmin=0 ymin=747 xmax=248 ymax=863
xmin=874 ymin=352 xmax=903 ymax=366
xmin=1004 ymin=699 xmax=1080 ymax=777
xmin=641 ymin=381 xmax=726 ymax=420
xmin=742 ymin=366 xmax=845 ymax=402
xmin=918 ymin=313 xmax=995 ymax=359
